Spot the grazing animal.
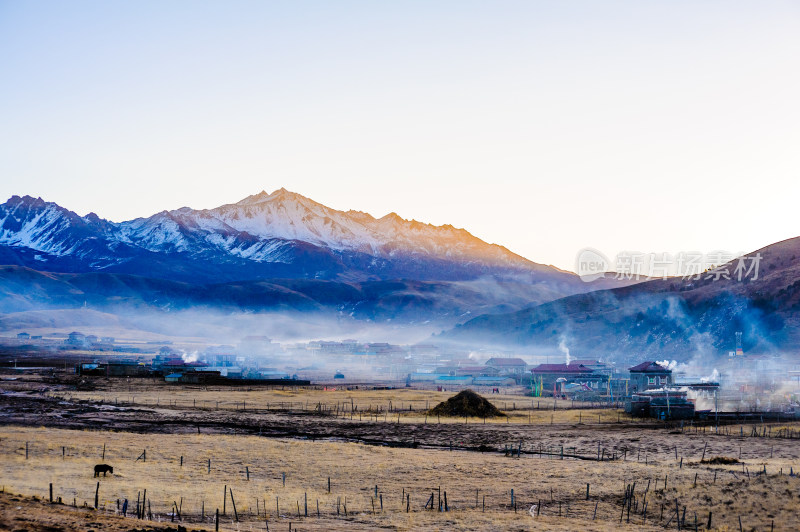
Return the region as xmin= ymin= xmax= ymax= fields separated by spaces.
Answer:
xmin=94 ymin=464 xmax=113 ymax=477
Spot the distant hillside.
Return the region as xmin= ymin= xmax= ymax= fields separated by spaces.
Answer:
xmin=0 ymin=266 xmax=609 ymax=327
xmin=438 ymin=237 xmax=800 ymax=363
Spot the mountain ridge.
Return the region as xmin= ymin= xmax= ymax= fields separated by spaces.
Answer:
xmin=0 ymin=189 xmax=648 ymax=336
xmin=0 ymin=189 xmax=567 ymax=284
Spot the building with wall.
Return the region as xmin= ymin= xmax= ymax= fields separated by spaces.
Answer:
xmin=531 ymin=363 xmax=598 ymax=384
xmin=626 ymin=389 xmax=695 ymax=420
xmin=485 ymin=357 xmax=528 ymax=375
xmin=628 ymin=361 xmax=672 ymax=393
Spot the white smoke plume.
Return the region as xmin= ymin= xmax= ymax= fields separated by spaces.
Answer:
xmin=558 ymin=336 xmax=571 ymax=366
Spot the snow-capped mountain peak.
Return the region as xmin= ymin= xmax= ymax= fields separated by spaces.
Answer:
xmin=0 ymin=189 xmax=562 ymax=283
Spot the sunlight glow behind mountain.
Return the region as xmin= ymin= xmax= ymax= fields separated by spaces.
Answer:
xmin=1 ymin=1 xmax=798 ymax=271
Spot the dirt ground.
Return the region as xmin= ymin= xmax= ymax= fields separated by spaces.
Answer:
xmin=0 ymin=490 xmax=200 ymax=532
xmin=2 ymin=379 xmax=798 ymax=464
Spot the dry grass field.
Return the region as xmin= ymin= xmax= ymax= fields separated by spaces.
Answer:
xmin=2 ymin=377 xmax=800 ymax=530
xmin=3 ymin=424 xmax=799 ymax=532
xmin=52 ymin=379 xmax=629 ymax=425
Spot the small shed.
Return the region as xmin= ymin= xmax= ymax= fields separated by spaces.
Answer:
xmin=625 ymin=389 xmax=694 ymax=420
xmin=180 ymin=371 xmax=221 ymax=384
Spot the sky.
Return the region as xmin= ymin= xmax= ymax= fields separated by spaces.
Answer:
xmin=1 ymin=1 xmax=799 ymax=272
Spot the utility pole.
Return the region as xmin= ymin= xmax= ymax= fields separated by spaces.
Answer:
xmin=715 ymin=388 xmax=719 ymax=429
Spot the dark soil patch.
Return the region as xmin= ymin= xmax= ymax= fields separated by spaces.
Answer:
xmin=701 ymin=456 xmax=739 ymax=465
xmin=428 ymin=389 xmax=504 ymax=418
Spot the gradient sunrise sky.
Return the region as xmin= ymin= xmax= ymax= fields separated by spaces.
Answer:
xmin=1 ymin=1 xmax=798 ymax=272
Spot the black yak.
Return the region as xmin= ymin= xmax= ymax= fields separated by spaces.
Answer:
xmin=94 ymin=464 xmax=113 ymax=477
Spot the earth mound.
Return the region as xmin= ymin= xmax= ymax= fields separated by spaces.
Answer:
xmin=701 ymin=456 xmax=739 ymax=465
xmin=428 ymin=389 xmax=504 ymax=418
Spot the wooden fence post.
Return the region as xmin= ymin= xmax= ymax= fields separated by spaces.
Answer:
xmin=230 ymin=487 xmax=239 ymax=522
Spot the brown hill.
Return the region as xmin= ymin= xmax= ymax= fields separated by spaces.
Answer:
xmin=428 ymin=389 xmax=504 ymax=418
xmin=442 ymin=236 xmax=800 ymax=359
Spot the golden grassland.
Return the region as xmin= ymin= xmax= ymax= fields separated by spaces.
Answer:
xmin=53 ymin=381 xmax=633 ymax=425
xmin=2 ymin=422 xmax=800 ymax=531
xmin=4 ymin=379 xmax=800 ymax=530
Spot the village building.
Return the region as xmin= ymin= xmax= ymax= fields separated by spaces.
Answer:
xmin=626 ymin=389 xmax=695 ymax=420
xmin=530 ymin=363 xmax=606 ymax=394
xmin=434 ymin=375 xmax=473 ymax=385
xmin=485 ymin=357 xmax=528 ymax=375
xmin=433 ymin=365 xmax=460 ymax=376
xmin=628 ymin=361 xmax=672 ymax=392
xmin=172 ymin=370 xmax=222 ymax=384
xmin=65 ymin=331 xmax=86 ymax=347
xmin=455 ymin=365 xmax=500 ymax=377
xmin=571 ymin=359 xmax=614 ymax=375
xmin=472 ymin=375 xmax=516 ymax=387
xmin=106 ymin=360 xmax=149 ymax=377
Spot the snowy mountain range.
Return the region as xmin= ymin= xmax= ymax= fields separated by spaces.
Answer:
xmin=0 ymin=188 xmax=570 ymax=284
